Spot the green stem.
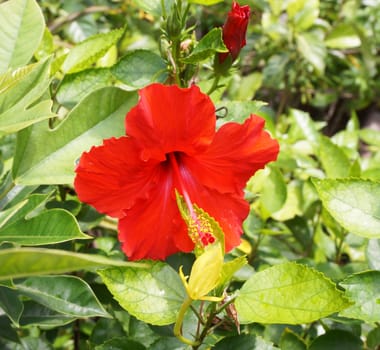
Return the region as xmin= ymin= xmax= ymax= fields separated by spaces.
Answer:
xmin=207 ymin=74 xmax=220 ymax=95
xmin=174 ymin=297 xmax=200 ymax=347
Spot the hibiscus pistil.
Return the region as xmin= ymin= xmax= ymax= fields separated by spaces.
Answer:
xmin=168 ymin=152 xmax=216 ymax=249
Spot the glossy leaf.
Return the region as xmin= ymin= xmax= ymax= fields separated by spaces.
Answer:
xmin=111 ymin=50 xmax=167 ymax=89
xmin=181 ymin=28 xmax=227 ymax=63
xmin=0 ymin=286 xmax=23 ymax=326
xmin=280 ymin=329 xmax=306 ymax=350
xmin=62 ymin=28 xmax=124 ymax=73
xmin=19 ymin=300 xmax=76 ymax=327
xmin=0 ymin=316 xmax=20 ymax=344
xmin=98 ymin=262 xmax=186 ymax=325
xmin=213 ymin=334 xmax=278 ymax=350
xmin=12 ymin=87 xmax=138 ymax=185
xmin=0 ymin=0 xmax=44 ymax=72
xmin=235 ymin=262 xmax=349 ymax=324
xmin=95 ymin=338 xmax=146 ymax=350
xmin=0 ymin=209 xmax=89 ymax=246
xmin=0 ymin=248 xmax=144 ymax=281
xmin=339 ymin=271 xmax=380 ymax=323
xmin=308 ymin=330 xmax=362 ymax=350
xmin=16 ymin=275 xmax=110 ymax=318
xmin=313 ymin=179 xmax=380 ymax=238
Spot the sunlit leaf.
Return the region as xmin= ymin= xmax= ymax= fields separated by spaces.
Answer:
xmin=0 ymin=59 xmax=53 ymax=134
xmin=99 ymin=262 xmax=185 ymax=325
xmin=318 ymin=136 xmax=351 ymax=178
xmin=339 ymin=271 xmax=380 ymax=323
xmin=62 ymin=28 xmax=124 ymax=73
xmin=367 ymin=239 xmax=380 ymax=270
xmin=0 ymin=0 xmax=45 ymax=72
xmin=296 ymin=31 xmax=326 ymax=73
xmin=313 ymin=178 xmax=380 ymax=238
xmin=325 ymin=23 xmax=361 ymax=49
xmin=235 ymin=262 xmax=350 ymax=324
xmin=12 ymin=87 xmax=138 ymax=185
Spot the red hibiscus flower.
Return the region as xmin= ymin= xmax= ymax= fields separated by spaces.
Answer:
xmin=74 ymin=83 xmax=279 ymax=260
xmin=219 ymin=1 xmax=250 ymax=64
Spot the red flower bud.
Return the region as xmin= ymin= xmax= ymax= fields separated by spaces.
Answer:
xmin=219 ymin=1 xmax=250 ymax=64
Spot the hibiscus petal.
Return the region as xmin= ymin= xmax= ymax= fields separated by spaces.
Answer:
xmin=125 ymin=84 xmax=216 ymax=160
xmin=182 ymin=115 xmax=279 ymax=195
xmin=74 ymin=137 xmax=159 ymax=218
xmin=118 ymin=165 xmax=194 ymax=260
xmin=172 ymin=155 xmax=249 ymax=252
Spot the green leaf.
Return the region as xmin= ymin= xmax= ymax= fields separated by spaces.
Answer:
xmin=181 ymin=28 xmax=227 ymax=64
xmin=219 ymin=256 xmax=247 ymax=288
xmin=280 ymin=329 xmax=306 ymax=350
xmin=216 ymin=100 xmax=276 ymax=135
xmin=261 ymin=166 xmax=287 ymax=214
xmin=0 ymin=0 xmax=45 ymax=72
xmin=0 ymin=59 xmax=54 ymax=134
xmin=62 ymin=28 xmax=124 ymax=73
xmin=12 ymin=87 xmax=138 ymax=185
xmin=0 ymin=286 xmax=23 ymax=326
xmin=0 ymin=248 xmax=144 ymax=281
xmin=339 ymin=271 xmax=380 ymax=323
xmin=290 ymin=109 xmax=320 ymax=145
xmin=111 ymin=50 xmax=167 ymax=89
xmin=213 ymin=334 xmax=278 ymax=350
xmin=308 ymin=329 xmax=362 ymax=350
xmin=98 ymin=262 xmax=186 ymax=325
xmin=360 ymin=128 xmax=380 ymax=147
xmin=318 ymin=136 xmax=351 ymax=178
xmin=312 ymin=179 xmax=380 ymax=238
xmin=367 ymin=239 xmax=380 ymax=270
xmin=16 ymin=275 xmax=110 ymax=318
xmin=235 ymin=262 xmax=349 ymax=324
xmin=19 ymin=300 xmax=76 ymax=327
xmin=95 ymin=338 xmax=146 ymax=350
xmin=296 ymin=31 xmax=326 ymax=73
xmin=0 ymin=315 xmax=20 ymax=344
xmin=325 ymin=23 xmax=361 ymax=49
xmin=287 ymin=0 xmax=319 ymax=31
xmin=188 ymin=0 xmax=223 ymax=4
xmin=56 ymin=68 xmax=115 ymax=108
xmin=0 ymin=209 xmax=90 ymax=246
xmin=132 ymin=0 xmax=174 ymax=17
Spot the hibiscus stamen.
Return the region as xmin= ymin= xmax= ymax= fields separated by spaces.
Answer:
xmin=168 ymin=153 xmax=215 ymax=248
